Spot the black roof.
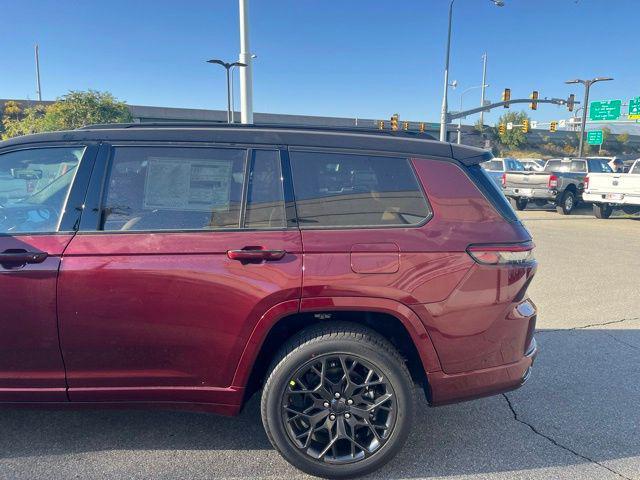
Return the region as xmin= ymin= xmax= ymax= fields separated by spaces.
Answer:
xmin=0 ymin=123 xmax=492 ymax=166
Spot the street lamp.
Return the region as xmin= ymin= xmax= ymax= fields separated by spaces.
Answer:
xmin=457 ymin=84 xmax=489 ymax=144
xmin=565 ymin=77 xmax=613 ymax=157
xmin=439 ymin=0 xmax=504 ymax=142
xmin=206 ymin=59 xmax=247 ymax=123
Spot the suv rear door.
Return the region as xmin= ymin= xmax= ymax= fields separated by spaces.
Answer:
xmin=57 ymin=143 xmax=302 ymax=405
xmin=0 ymin=143 xmax=96 ymax=401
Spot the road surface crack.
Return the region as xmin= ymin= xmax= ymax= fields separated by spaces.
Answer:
xmin=601 ymin=331 xmax=640 ymax=352
xmin=540 ymin=317 xmax=639 ymax=334
xmin=502 ymin=394 xmax=633 ymax=480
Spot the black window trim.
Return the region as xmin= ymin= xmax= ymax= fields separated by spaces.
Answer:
xmin=287 ymin=146 xmax=433 ymax=231
xmin=0 ymin=142 xmax=99 ymax=235
xmin=78 ymin=142 xmax=293 ymax=234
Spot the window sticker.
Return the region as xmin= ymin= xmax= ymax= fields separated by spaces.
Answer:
xmin=143 ymin=157 xmax=232 ymax=211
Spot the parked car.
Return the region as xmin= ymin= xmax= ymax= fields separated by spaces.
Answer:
xmin=503 ymin=157 xmax=612 ymax=214
xmin=0 ymin=124 xmax=537 ymax=478
xmin=481 ymin=157 xmax=525 ymax=187
xmin=518 ymin=158 xmax=546 ymax=172
xmin=584 ymin=158 xmax=640 ymax=218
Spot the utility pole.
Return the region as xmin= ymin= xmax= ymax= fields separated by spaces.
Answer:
xmin=479 ymin=53 xmax=488 ymax=129
xmin=565 ymin=77 xmax=613 ymax=157
xmin=35 ymin=44 xmax=42 ymax=101
xmin=238 ymin=0 xmax=254 ymax=124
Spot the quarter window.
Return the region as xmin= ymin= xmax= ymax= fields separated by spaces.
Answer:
xmin=101 ymin=147 xmax=247 ymax=231
xmin=0 ymin=147 xmax=84 ymax=233
xmin=290 ymin=151 xmax=430 ymax=228
xmin=245 ymin=150 xmax=286 ymax=229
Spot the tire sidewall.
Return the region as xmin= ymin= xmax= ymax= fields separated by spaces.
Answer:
xmin=558 ymin=190 xmax=575 ymax=214
xmin=262 ymin=336 xmax=414 ymax=479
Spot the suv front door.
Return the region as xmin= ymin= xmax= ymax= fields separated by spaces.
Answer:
xmin=0 ymin=144 xmax=95 ymax=401
xmin=58 ymin=144 xmax=302 ymax=406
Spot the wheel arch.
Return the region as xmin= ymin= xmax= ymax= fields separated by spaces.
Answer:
xmin=232 ymin=297 xmax=441 ymax=405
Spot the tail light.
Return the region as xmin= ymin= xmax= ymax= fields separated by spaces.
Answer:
xmin=501 ymin=173 xmax=506 ymax=188
xmin=467 ymin=241 xmax=536 ymax=266
xmin=584 ymin=175 xmax=590 ymax=190
xmin=548 ymin=174 xmax=558 ymax=189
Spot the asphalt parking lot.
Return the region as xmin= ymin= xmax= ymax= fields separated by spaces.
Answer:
xmin=1 ymin=205 xmax=638 ymax=480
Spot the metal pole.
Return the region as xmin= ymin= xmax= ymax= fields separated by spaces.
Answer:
xmin=457 ymin=95 xmax=463 ymax=144
xmin=226 ymin=67 xmax=232 ymax=123
xmin=238 ymin=0 xmax=253 ymax=124
xmin=439 ymin=0 xmax=455 ymax=142
xmin=230 ymin=66 xmax=236 ymax=123
xmin=35 ymin=44 xmax=42 ymax=101
xmin=578 ymin=81 xmax=590 ymax=157
xmin=479 ymin=52 xmax=487 ymax=129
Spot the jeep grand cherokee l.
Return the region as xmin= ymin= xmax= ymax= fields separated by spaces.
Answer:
xmin=0 ymin=124 xmax=537 ymax=478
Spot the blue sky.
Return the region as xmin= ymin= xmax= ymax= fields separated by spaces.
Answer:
xmin=1 ymin=0 xmax=637 ymax=126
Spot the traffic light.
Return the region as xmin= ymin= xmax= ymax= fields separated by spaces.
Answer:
xmin=402 ymin=121 xmax=409 ymax=131
xmin=419 ymin=122 xmax=426 ymax=133
xmin=390 ymin=114 xmax=399 ymax=131
xmin=549 ymin=121 xmax=558 ymax=133
xmin=567 ymin=94 xmax=575 ymax=112
xmin=378 ymin=120 xmax=385 ymax=130
xmin=530 ymin=91 xmax=539 ymax=110
xmin=522 ymin=119 xmax=530 ymax=133
xmin=502 ymin=88 xmax=511 ymax=108
xmin=498 ymin=123 xmax=506 ymax=135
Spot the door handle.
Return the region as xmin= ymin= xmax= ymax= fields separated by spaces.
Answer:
xmin=0 ymin=250 xmax=48 ymax=267
xmin=227 ymin=248 xmax=286 ymax=262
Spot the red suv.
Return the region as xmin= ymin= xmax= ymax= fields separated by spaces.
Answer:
xmin=0 ymin=124 xmax=537 ymax=478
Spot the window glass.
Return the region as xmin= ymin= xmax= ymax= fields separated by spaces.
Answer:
xmin=506 ymin=159 xmax=525 ymax=171
xmin=245 ymin=150 xmax=286 ymax=228
xmin=290 ymin=151 xmax=430 ymax=228
xmin=570 ymin=160 xmax=587 ymax=173
xmin=632 ymin=162 xmax=640 ymax=175
xmin=587 ymin=159 xmax=613 ymax=173
xmin=102 ymin=147 xmax=246 ymax=231
xmin=482 ymin=160 xmax=503 ymax=171
xmin=545 ymin=160 xmax=569 ymax=172
xmin=0 ymin=147 xmax=83 ymax=233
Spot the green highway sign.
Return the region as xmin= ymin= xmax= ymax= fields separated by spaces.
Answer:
xmin=589 ymin=100 xmax=621 ymax=121
xmin=587 ymin=130 xmax=604 ymax=145
xmin=629 ymin=97 xmax=640 ymax=120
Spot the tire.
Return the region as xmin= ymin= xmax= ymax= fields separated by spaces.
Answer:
xmin=261 ymin=322 xmax=415 ymax=479
xmin=593 ymin=203 xmax=613 ymax=219
xmin=556 ymin=190 xmax=576 ymax=215
xmin=509 ymin=197 xmax=528 ymax=211
xmin=621 ymin=205 xmax=640 ymax=215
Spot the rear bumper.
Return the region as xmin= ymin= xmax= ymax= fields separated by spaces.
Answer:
xmin=426 ymin=337 xmax=537 ymax=406
xmin=583 ymin=191 xmax=640 ymax=206
xmin=505 ymin=187 xmax=557 ymax=201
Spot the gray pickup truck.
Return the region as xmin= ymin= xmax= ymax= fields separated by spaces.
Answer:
xmin=503 ymin=158 xmax=612 ymax=214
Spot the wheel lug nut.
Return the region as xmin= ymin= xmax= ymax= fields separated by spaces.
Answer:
xmin=346 ymin=399 xmax=353 ymax=405
xmin=329 ymin=414 xmax=336 ymax=421
xmin=323 ymin=401 xmax=330 ymax=408
xmin=334 ymin=392 xmax=341 ymax=399
xmin=345 ymin=413 xmax=351 ymax=419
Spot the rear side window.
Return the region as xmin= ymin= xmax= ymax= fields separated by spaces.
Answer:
xmin=587 ymin=159 xmax=613 ymax=173
xmin=482 ymin=160 xmax=503 ymax=171
xmin=545 ymin=160 xmax=569 ymax=172
xmin=632 ymin=162 xmax=640 ymax=175
xmin=466 ymin=164 xmax=519 ymax=223
xmin=570 ymin=160 xmax=587 ymax=173
xmin=289 ymin=151 xmax=430 ymax=228
xmin=506 ymin=159 xmax=524 ymax=171
xmin=101 ymin=146 xmax=247 ymax=231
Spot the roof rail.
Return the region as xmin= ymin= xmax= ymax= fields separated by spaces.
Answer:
xmin=78 ymin=122 xmax=437 ymax=140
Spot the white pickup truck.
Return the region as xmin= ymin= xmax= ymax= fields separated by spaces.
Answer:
xmin=583 ymin=159 xmax=640 ymax=218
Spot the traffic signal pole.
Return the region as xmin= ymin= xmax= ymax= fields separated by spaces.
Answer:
xmin=447 ymin=97 xmax=579 ymax=121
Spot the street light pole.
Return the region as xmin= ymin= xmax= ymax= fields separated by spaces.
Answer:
xmin=439 ymin=1 xmax=504 ymax=142
xmin=565 ymin=77 xmax=613 ymax=157
xmin=479 ymin=52 xmax=488 ymax=129
xmin=238 ymin=0 xmax=254 ymax=124
xmin=206 ymin=59 xmax=247 ymax=123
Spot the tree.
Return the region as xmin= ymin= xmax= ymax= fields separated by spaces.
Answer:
xmin=1 ymin=90 xmax=132 ymax=140
xmin=496 ymin=111 xmax=530 ymax=149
